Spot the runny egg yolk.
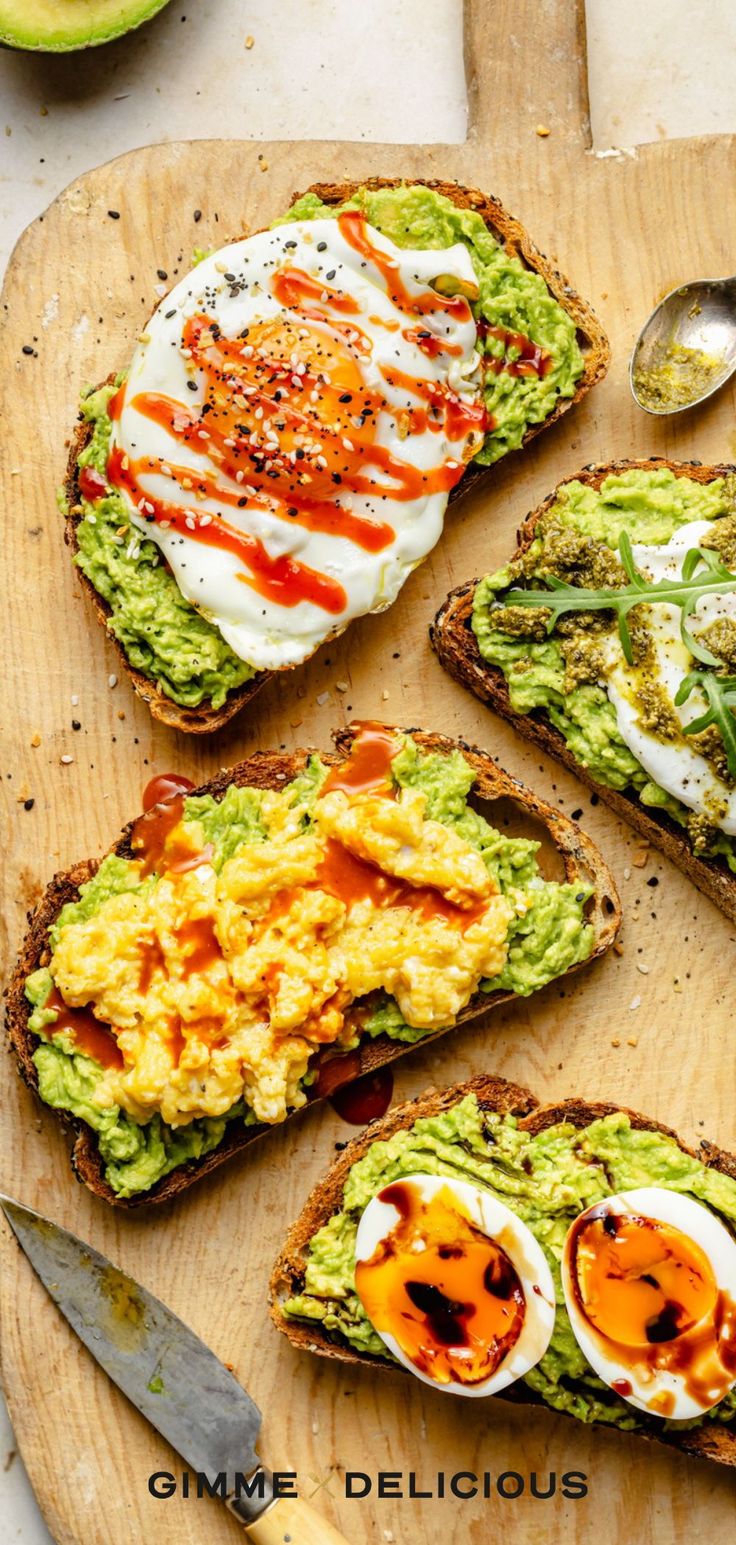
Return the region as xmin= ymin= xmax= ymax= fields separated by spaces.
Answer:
xmin=570 ymin=1211 xmax=718 ymax=1349
xmin=355 ymin=1181 xmax=526 ymax=1387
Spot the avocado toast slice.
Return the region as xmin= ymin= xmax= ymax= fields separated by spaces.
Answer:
xmin=63 ymin=178 xmax=609 ymax=732
xmin=431 ymin=459 xmax=736 ymax=923
xmin=6 ymin=725 xmax=619 ymax=1208
xmin=270 ymin=1072 xmax=736 ymax=1468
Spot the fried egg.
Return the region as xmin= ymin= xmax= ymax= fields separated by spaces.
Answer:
xmin=604 ymin=520 xmax=736 ymax=829
xmin=562 ymin=1187 xmax=736 ymax=1421
xmin=107 ymin=216 xmax=485 ymax=671
xmin=354 ymin=1172 xmax=556 ymax=1398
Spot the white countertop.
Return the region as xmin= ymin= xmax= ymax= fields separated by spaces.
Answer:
xmin=2 ymin=1 xmax=735 ymax=1539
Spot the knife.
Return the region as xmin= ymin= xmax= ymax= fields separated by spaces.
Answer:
xmin=0 ymin=1194 xmax=351 ymax=1543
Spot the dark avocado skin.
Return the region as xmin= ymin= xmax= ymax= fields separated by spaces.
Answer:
xmin=0 ymin=0 xmax=171 ymax=52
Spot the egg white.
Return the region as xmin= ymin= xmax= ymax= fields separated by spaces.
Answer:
xmin=354 ymin=1172 xmax=556 ymax=1399
xmin=111 ymin=219 xmax=482 ymax=671
xmin=604 ymin=520 xmax=736 ymax=830
xmin=562 ymin=1186 xmax=736 ymax=1421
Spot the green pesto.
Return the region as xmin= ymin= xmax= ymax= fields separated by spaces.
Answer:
xmin=472 ymin=468 xmax=736 ymax=872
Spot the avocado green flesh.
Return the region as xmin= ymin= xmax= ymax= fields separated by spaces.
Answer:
xmin=74 ymin=185 xmax=584 ymax=709
xmin=0 ymin=0 xmax=171 ymax=50
xmin=25 ymin=740 xmax=593 ymax=1198
xmin=472 ymin=467 xmax=736 ymax=871
xmin=72 ymin=386 xmax=256 ymax=710
xmin=283 ymin=1091 xmax=736 ymax=1432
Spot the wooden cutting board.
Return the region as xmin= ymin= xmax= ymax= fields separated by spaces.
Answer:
xmin=2 ymin=3 xmax=736 ymax=1541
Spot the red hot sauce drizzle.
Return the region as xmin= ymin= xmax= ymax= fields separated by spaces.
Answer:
xmin=45 ymin=988 xmax=124 ymax=1071
xmin=105 ymin=214 xmax=498 ymax=617
xmin=322 ymin=722 xmax=400 ymax=797
xmin=319 ymin=724 xmax=487 ymax=929
xmin=355 ymin=1180 xmax=526 ymax=1386
xmin=478 ymin=321 xmax=552 ymax=379
xmin=131 ymin=773 xmax=211 ymax=877
xmin=567 ymin=1205 xmax=736 ymax=1414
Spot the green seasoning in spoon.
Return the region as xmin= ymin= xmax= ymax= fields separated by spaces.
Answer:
xmin=633 ymin=340 xmax=727 ymax=413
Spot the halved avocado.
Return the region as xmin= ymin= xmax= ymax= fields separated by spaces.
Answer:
xmin=0 ymin=0 xmax=172 ymax=51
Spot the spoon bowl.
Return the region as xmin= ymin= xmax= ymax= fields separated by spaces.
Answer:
xmin=630 ymin=276 xmax=736 ymax=416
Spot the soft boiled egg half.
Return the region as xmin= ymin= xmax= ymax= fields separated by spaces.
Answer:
xmin=562 ymin=1186 xmax=736 ymax=1421
xmin=106 ymin=214 xmax=486 ymax=672
xmin=354 ymin=1172 xmax=556 ymax=1397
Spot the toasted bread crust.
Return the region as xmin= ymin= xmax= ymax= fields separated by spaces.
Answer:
xmin=430 ymin=458 xmax=736 ymax=923
xmin=64 ymin=177 xmax=609 ymax=730
xmin=5 ymin=725 xmax=619 ymax=1208
xmin=269 ymin=1071 xmax=736 ymax=1467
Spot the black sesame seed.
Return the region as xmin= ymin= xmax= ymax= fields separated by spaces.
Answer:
xmin=23 ymin=798 xmax=35 ymax=811
xmin=107 ymin=209 xmax=120 ymax=219
xmin=317 ymin=241 xmax=327 ymax=251
xmin=157 ymin=269 xmax=168 ymax=281
xmin=186 ymin=380 xmax=198 ymax=392
xmin=570 ymin=808 xmax=583 ymax=821
xmin=647 ymin=876 xmax=659 ymax=888
xmin=71 ymin=720 xmax=81 ymax=731
xmin=22 ymin=344 xmax=34 ymax=356
xmin=325 ymin=269 xmax=336 ymax=281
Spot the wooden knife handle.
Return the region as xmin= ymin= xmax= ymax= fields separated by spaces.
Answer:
xmin=244 ymin=1494 xmax=352 ymax=1545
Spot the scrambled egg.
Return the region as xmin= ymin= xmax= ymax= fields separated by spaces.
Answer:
xmin=50 ymin=784 xmax=512 ymax=1128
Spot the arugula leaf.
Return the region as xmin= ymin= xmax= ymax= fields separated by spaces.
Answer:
xmin=675 ymin=671 xmax=736 ymax=778
xmin=506 ymin=534 xmax=736 ymax=667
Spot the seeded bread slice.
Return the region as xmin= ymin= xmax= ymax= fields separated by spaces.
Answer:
xmin=270 ymin=1070 xmax=736 ymax=1468
xmin=64 ymin=177 xmax=609 ymax=731
xmin=430 ymin=458 xmax=736 ymax=923
xmin=5 ymin=724 xmax=619 ymax=1208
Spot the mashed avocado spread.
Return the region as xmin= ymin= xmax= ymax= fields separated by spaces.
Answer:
xmin=25 ymin=736 xmax=593 ymax=1199
xmin=283 ymin=1091 xmax=736 ymax=1432
xmin=66 ymin=184 xmax=583 ymax=710
xmin=472 ymin=467 xmax=736 ymax=871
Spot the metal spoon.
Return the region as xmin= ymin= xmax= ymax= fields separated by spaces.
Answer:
xmin=630 ymin=276 xmax=736 ymax=415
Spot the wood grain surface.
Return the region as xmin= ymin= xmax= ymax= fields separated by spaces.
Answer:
xmin=2 ymin=3 xmax=736 ymax=1541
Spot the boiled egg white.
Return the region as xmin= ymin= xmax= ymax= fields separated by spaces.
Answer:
xmin=605 ymin=520 xmax=736 ymax=830
xmin=562 ymin=1186 xmax=736 ymax=1421
xmin=108 ymin=217 xmax=484 ymax=672
xmin=354 ymin=1171 xmax=555 ymax=1398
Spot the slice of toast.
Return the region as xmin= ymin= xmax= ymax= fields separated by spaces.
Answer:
xmin=5 ymin=725 xmax=619 ymax=1208
xmin=64 ymin=177 xmax=609 ymax=731
xmin=269 ymin=1070 xmax=736 ymax=1468
xmin=431 ymin=458 xmax=736 ymax=924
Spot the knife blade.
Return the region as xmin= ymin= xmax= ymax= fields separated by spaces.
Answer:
xmin=1 ymin=1194 xmax=351 ymax=1544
